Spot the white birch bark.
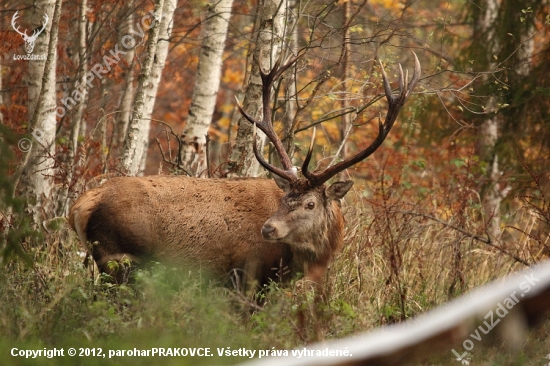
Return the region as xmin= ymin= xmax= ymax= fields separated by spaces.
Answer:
xmin=338 ymin=0 xmax=352 ymax=180
xmin=281 ymin=0 xmax=298 ymax=155
xmin=180 ymin=0 xmax=234 ymax=177
xmin=138 ymin=0 xmax=177 ymax=175
xmin=475 ymin=0 xmax=536 ymax=239
xmin=475 ymin=0 xmax=501 ymax=239
xmin=57 ymin=0 xmax=89 ymax=217
xmin=120 ymin=0 xmax=168 ymax=176
xmin=115 ymin=3 xmax=137 ymax=147
xmin=69 ymin=0 xmax=88 ymax=163
xmin=228 ymin=0 xmax=288 ymax=177
xmin=18 ymin=0 xmax=61 ymax=223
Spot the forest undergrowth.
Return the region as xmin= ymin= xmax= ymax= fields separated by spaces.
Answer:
xmin=1 ymin=146 xmax=549 ymax=366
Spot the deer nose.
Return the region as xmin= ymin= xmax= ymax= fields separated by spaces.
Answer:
xmin=261 ymin=225 xmax=276 ymax=239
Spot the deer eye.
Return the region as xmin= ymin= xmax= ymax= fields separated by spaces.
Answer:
xmin=305 ymin=202 xmax=315 ymax=210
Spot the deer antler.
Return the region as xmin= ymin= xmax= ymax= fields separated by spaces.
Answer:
xmin=11 ymin=11 xmax=28 ymax=38
xmin=30 ymin=13 xmax=49 ymax=41
xmin=302 ymin=52 xmax=421 ymax=186
xmin=235 ymin=52 xmax=303 ymax=182
xmin=11 ymin=11 xmax=48 ymax=40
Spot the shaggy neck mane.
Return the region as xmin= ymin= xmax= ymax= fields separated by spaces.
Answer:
xmin=326 ymin=200 xmax=345 ymax=254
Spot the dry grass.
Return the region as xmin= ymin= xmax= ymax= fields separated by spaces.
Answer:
xmin=1 ymin=154 xmax=549 ymax=365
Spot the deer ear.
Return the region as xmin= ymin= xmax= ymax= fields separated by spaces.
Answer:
xmin=326 ymin=180 xmax=353 ymax=200
xmin=272 ymin=173 xmax=292 ymax=193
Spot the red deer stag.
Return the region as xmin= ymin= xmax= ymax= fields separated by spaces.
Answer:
xmin=69 ymin=53 xmax=421 ymax=288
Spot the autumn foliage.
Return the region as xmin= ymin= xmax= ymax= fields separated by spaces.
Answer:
xmin=1 ymin=0 xmax=550 ymax=364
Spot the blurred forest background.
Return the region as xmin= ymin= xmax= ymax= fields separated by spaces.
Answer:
xmin=0 ymin=0 xmax=549 ymax=364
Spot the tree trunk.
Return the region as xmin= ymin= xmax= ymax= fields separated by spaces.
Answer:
xmin=120 ymin=0 xmax=171 ymax=176
xmin=338 ymin=0 xmax=352 ymax=181
xmin=474 ymin=0 xmax=535 ymax=239
xmin=180 ymin=0 xmax=234 ymax=177
xmin=281 ymin=0 xmax=298 ymax=156
xmin=69 ymin=0 xmax=89 ymax=166
xmin=17 ymin=0 xmax=62 ymax=224
xmin=228 ymin=0 xmax=288 ymax=177
xmin=138 ymin=0 xmax=177 ymax=175
xmin=477 ymin=116 xmax=502 ymax=238
xmin=474 ymin=0 xmax=501 ymax=239
xmin=57 ymin=0 xmax=89 ymax=217
xmin=114 ymin=2 xmax=137 ymax=148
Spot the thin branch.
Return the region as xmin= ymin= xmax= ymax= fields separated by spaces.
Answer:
xmin=402 ymin=211 xmax=530 ymax=266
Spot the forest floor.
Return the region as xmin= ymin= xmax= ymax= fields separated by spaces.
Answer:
xmin=1 ymin=180 xmax=550 ymax=366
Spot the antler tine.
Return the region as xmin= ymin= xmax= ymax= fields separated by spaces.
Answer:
xmin=272 ymin=52 xmax=305 ymax=82
xmin=251 ymin=122 xmax=297 ymax=181
xmin=407 ymin=52 xmax=421 ymax=97
xmin=235 ymin=95 xmax=296 ymax=178
xmin=305 ymin=52 xmax=421 ymax=187
xmin=11 ymin=10 xmax=18 ymax=24
xmin=301 ymin=127 xmax=316 ymax=181
xmin=398 ymin=63 xmax=405 ymax=91
xmin=31 ymin=13 xmax=49 ymax=38
xmin=258 ymin=51 xmax=305 ymax=125
xmin=11 ymin=11 xmax=27 ymax=36
xmin=237 ymin=53 xmax=302 ymax=181
xmin=379 ymin=59 xmax=392 ymax=100
xmin=235 ymin=96 xmax=261 ymax=127
xmin=259 ymin=53 xmax=282 ymax=91
xmin=38 ymin=14 xmax=48 ymax=30
xmin=234 ymin=95 xmax=276 ymax=142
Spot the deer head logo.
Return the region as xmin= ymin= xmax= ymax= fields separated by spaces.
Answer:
xmin=11 ymin=11 xmax=49 ymax=54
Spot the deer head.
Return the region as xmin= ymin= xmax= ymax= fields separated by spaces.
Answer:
xmin=12 ymin=11 xmax=49 ymax=54
xmin=236 ymin=53 xmax=421 ymax=251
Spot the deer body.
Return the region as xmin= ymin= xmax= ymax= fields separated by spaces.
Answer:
xmin=69 ymin=175 xmax=347 ymax=285
xmin=69 ymin=53 xmax=420 ymax=288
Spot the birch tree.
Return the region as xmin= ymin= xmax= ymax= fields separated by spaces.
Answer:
xmin=180 ymin=0 xmax=233 ymax=177
xmin=114 ymin=1 xmax=137 ymax=148
xmin=473 ymin=0 xmax=502 ymax=240
xmin=56 ymin=0 xmax=89 ymax=216
xmin=228 ymin=0 xmax=288 ymax=177
xmin=470 ymin=0 xmax=538 ymax=239
xmin=17 ymin=0 xmax=62 ymax=223
xmin=337 ymin=0 xmax=352 ymax=179
xmin=68 ymin=0 xmax=89 ymax=168
xmin=281 ymin=0 xmax=298 ymax=155
xmin=120 ymin=0 xmax=175 ymax=176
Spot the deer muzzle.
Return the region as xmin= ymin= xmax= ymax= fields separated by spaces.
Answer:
xmin=261 ymin=224 xmax=277 ymax=240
